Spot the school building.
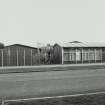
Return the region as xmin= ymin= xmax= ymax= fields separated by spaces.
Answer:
xmin=53 ymin=41 xmax=105 ymax=64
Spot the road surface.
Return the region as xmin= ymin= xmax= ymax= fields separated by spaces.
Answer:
xmin=0 ymin=68 xmax=105 ymax=100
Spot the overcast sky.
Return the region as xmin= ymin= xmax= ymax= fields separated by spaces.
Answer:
xmin=0 ymin=0 xmax=105 ymax=46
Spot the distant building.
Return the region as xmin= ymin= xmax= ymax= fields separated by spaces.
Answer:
xmin=0 ymin=44 xmax=38 ymax=66
xmin=53 ymin=41 xmax=105 ymax=64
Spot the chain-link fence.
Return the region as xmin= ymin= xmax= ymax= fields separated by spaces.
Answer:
xmin=0 ymin=47 xmax=105 ymax=67
xmin=0 ymin=48 xmax=40 ymax=67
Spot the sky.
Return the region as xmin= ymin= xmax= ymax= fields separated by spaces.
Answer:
xmin=0 ymin=0 xmax=105 ymax=47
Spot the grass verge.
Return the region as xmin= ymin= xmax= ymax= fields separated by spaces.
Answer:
xmin=0 ymin=64 xmax=105 ymax=74
xmin=3 ymin=93 xmax=105 ymax=105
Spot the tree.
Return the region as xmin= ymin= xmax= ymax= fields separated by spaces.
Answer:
xmin=39 ymin=44 xmax=54 ymax=64
xmin=0 ymin=42 xmax=4 ymax=49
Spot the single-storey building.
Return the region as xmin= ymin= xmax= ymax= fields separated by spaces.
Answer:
xmin=0 ymin=44 xmax=38 ymax=66
xmin=53 ymin=41 xmax=105 ymax=64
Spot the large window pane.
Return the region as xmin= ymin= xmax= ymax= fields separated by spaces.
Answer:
xmin=76 ymin=50 xmax=81 ymax=61
xmin=95 ymin=49 xmax=102 ymax=60
xmin=69 ymin=53 xmax=76 ymax=61
xmin=64 ymin=53 xmax=69 ymax=61
xmin=82 ymin=53 xmax=88 ymax=61
xmin=89 ymin=52 xmax=95 ymax=60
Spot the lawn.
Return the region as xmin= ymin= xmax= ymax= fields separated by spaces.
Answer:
xmin=0 ymin=64 xmax=105 ymax=104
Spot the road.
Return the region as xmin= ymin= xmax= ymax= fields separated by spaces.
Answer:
xmin=0 ymin=69 xmax=105 ymax=100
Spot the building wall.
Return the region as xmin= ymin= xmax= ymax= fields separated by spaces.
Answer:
xmin=63 ymin=47 xmax=105 ymax=64
xmin=63 ymin=48 xmax=81 ymax=64
xmin=0 ymin=45 xmax=38 ymax=66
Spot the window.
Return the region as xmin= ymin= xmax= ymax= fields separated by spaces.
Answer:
xmin=76 ymin=50 xmax=81 ymax=61
xmin=89 ymin=52 xmax=95 ymax=60
xmin=64 ymin=53 xmax=69 ymax=61
xmin=82 ymin=53 xmax=88 ymax=61
xmin=95 ymin=49 xmax=102 ymax=60
xmin=69 ymin=53 xmax=76 ymax=61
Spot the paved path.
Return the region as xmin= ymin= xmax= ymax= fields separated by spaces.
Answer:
xmin=0 ymin=68 xmax=105 ymax=100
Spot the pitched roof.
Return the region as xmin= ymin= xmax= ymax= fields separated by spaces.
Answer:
xmin=5 ymin=44 xmax=38 ymax=49
xmin=56 ymin=41 xmax=105 ymax=48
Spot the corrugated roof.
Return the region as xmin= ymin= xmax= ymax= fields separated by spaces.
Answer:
xmin=57 ymin=41 xmax=105 ymax=48
xmin=5 ymin=44 xmax=38 ymax=49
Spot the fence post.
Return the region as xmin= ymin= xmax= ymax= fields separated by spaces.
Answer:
xmin=1 ymin=100 xmax=4 ymax=105
xmin=94 ymin=49 xmax=96 ymax=63
xmin=37 ymin=48 xmax=40 ymax=65
xmin=101 ymin=49 xmax=103 ymax=63
xmin=1 ymin=49 xmax=3 ymax=67
xmin=16 ymin=48 xmax=19 ymax=66
xmin=62 ymin=47 xmax=64 ymax=64
xmin=31 ymin=49 xmax=32 ymax=65
xmin=82 ymin=48 xmax=83 ymax=64
xmin=8 ymin=48 xmax=11 ymax=66
xmin=24 ymin=49 xmax=26 ymax=66
xmin=88 ymin=49 xmax=90 ymax=63
xmin=75 ymin=48 xmax=77 ymax=64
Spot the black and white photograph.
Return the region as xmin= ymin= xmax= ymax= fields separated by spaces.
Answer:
xmin=0 ymin=0 xmax=105 ymax=105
